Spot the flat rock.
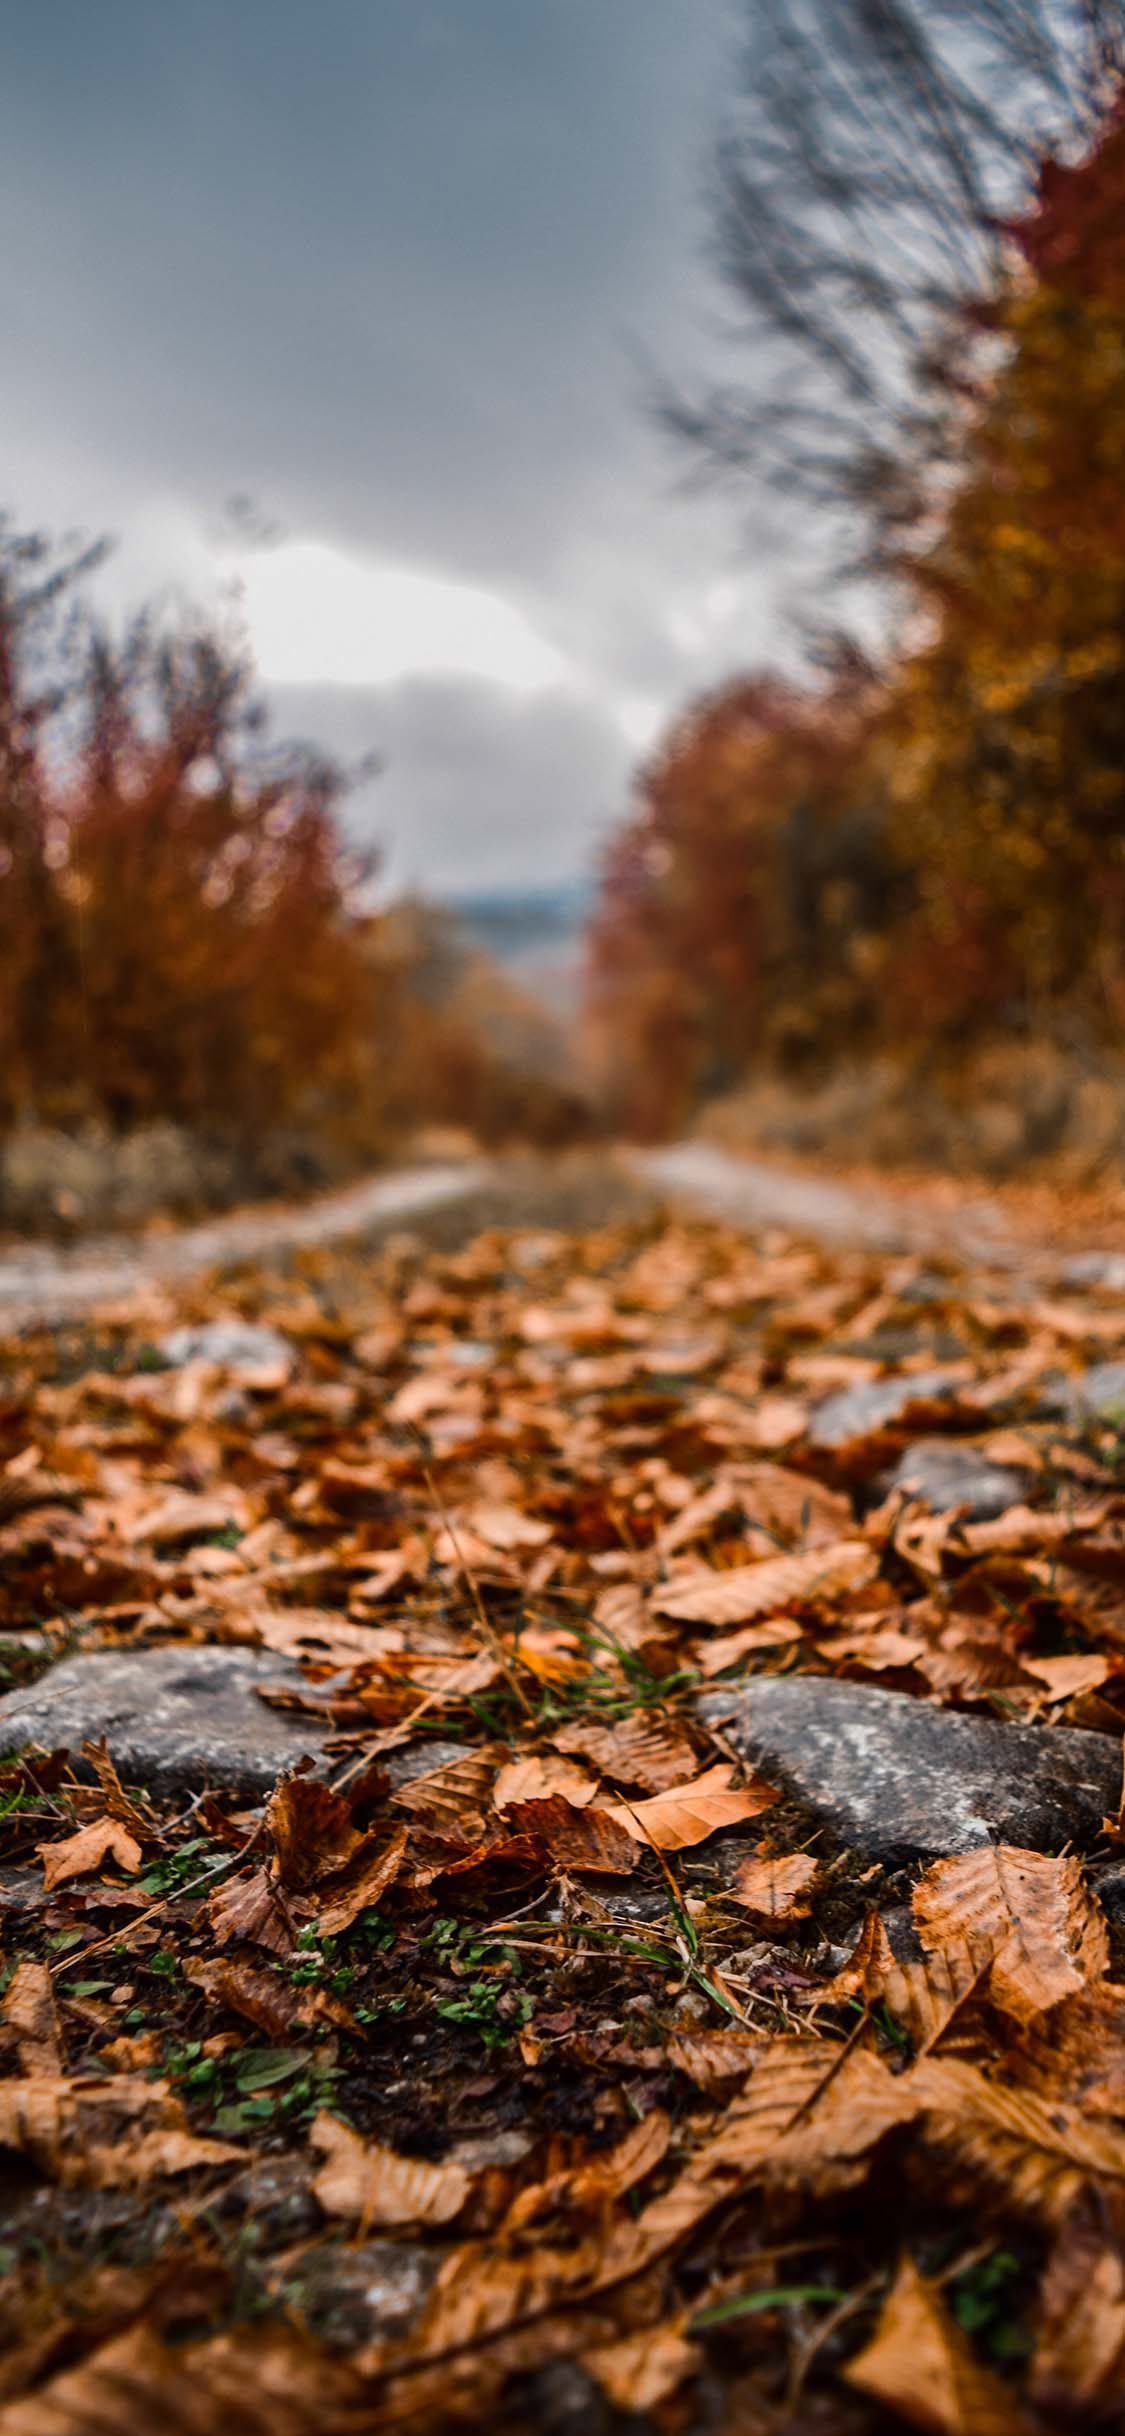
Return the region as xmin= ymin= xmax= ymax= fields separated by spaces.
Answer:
xmin=1060 ymin=1253 xmax=1125 ymax=1293
xmin=809 ymin=1367 xmax=966 ymax=1449
xmin=295 ymin=2241 xmax=439 ymax=2350
xmin=0 ymin=1645 xmax=333 ymax=1798
xmin=883 ymin=1436 xmax=1033 ymax=1520
xmin=697 ymin=1676 xmax=1122 ymax=1862
xmin=1060 ymin=1362 xmax=1125 ymax=1424
xmin=158 ymin=1320 xmax=293 ymax=1376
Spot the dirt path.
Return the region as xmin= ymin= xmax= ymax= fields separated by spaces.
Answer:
xmin=0 ymin=1160 xmax=491 ymax=1326
xmin=633 ymin=1140 xmax=1125 ymax=1282
xmin=1 ymin=1140 xmax=1121 ymax=1330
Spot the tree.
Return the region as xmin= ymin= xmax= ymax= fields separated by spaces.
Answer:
xmin=666 ymin=0 xmax=1124 ymax=588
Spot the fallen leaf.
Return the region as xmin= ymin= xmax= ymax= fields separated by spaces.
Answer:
xmin=492 ymin=1753 xmax=599 ymax=1809
xmin=729 ymin=1851 xmax=819 ymax=1922
xmin=912 ymin=1846 xmax=1109 ymax=2026
xmin=845 ymin=2255 xmax=1032 ymax=2433
xmin=552 ymin=1714 xmax=700 ymax=1791
xmin=604 ymin=1763 xmax=778 ymax=1851
xmin=653 ymin=1539 xmax=877 ymax=1625
xmin=310 ymin=2111 xmax=470 ymax=2228
xmin=39 ymin=1817 xmax=143 ymax=1893
xmin=585 ymin=2324 xmax=700 ymax=2412
xmin=2 ymin=1961 xmax=63 ymax=2073
xmin=505 ymin=1796 xmax=639 ymax=1874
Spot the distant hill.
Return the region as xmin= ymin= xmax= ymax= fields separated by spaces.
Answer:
xmin=447 ymin=881 xmax=591 ymax=965
xmin=447 ymin=882 xmax=591 ymax=1021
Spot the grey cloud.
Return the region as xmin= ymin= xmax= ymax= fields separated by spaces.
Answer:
xmin=0 ymin=0 xmax=771 ymax=890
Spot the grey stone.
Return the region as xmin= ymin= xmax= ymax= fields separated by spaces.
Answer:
xmin=296 ymin=2240 xmax=439 ymax=2350
xmin=158 ymin=1320 xmax=293 ymax=1376
xmin=0 ymin=1645 xmax=334 ymax=1799
xmin=1061 ymin=1253 xmax=1125 ymax=1293
xmin=1059 ymin=1362 xmax=1125 ymax=1425
xmin=697 ymin=1676 xmax=1122 ymax=1863
xmin=883 ymin=1436 xmax=1033 ymax=1520
xmin=809 ymin=1367 xmax=966 ymax=1448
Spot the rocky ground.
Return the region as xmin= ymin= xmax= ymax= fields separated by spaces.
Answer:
xmin=1 ymin=1157 xmax=1125 ymax=2431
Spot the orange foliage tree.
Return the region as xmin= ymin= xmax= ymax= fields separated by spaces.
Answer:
xmin=588 ymin=670 xmax=896 ymax=1134
xmin=0 ymin=527 xmax=379 ymax=1146
xmin=592 ymin=88 xmax=1125 ymax=1127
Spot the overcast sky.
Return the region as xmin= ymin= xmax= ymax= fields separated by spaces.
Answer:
xmin=1 ymin=0 xmax=785 ymax=894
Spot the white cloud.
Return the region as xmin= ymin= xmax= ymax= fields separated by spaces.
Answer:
xmin=233 ymin=538 xmax=571 ymax=696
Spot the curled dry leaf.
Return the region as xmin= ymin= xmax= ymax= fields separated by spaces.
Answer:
xmin=0 ymin=2076 xmax=242 ymax=2188
xmin=505 ymin=1795 xmax=639 ymax=1874
xmin=695 ymin=1616 xmax=805 ymax=1676
xmin=845 ymin=2255 xmax=1033 ymax=2435
xmin=604 ymin=1762 xmax=778 ymax=1852
xmin=912 ymin=2054 xmax=1125 ymax=2226
xmin=1031 ymin=2217 xmax=1125 ymax=2415
xmin=552 ymin=1714 xmax=700 ymax=1792
xmin=38 ymin=1816 xmax=143 ymax=1893
xmin=390 ymin=1744 xmax=510 ymax=1837
xmin=585 ymin=2324 xmax=700 ymax=2413
xmin=310 ymin=2111 xmax=470 ymax=2229
xmin=912 ymin=1846 xmax=1109 ymax=2026
xmin=265 ymin=1777 xmax=362 ymax=1891
xmin=185 ymin=1957 xmax=306 ymax=2041
xmin=314 ymin=1824 xmax=408 ymax=1937
xmin=654 ymin=1539 xmax=877 ymax=1626
xmin=729 ymin=1851 xmax=819 ymax=1923
xmin=206 ymin=1866 xmax=298 ymax=1957
xmin=2 ymin=1960 xmax=62 ymax=2073
xmin=823 ymin=1910 xmax=986 ymax=2057
xmin=505 ymin=2108 xmax=671 ymax=2231
xmin=492 ymin=1753 xmax=598 ymax=1809
xmin=665 ymin=2028 xmax=759 ymax=2092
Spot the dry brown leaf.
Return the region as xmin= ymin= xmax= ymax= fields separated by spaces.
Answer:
xmin=913 ymin=2054 xmax=1125 ymax=2225
xmin=505 ymin=2108 xmax=671 ymax=2231
xmin=653 ymin=1539 xmax=877 ymax=1626
xmin=729 ymin=1851 xmax=819 ymax=1922
xmin=1031 ymin=2217 xmax=1125 ymax=2415
xmin=845 ymin=2256 xmax=1033 ymax=2434
xmin=0 ymin=2076 xmax=242 ymax=2188
xmin=185 ymin=1956 xmax=306 ymax=2040
xmin=585 ymin=2325 xmax=700 ymax=2413
xmin=604 ymin=1762 xmax=778 ymax=1851
xmin=314 ymin=1825 xmax=409 ymax=1937
xmin=206 ymin=1865 xmax=298 ymax=1956
xmin=265 ymin=1776 xmax=363 ymax=1891
xmin=390 ymin=1744 xmax=510 ymax=1837
xmin=310 ymin=2110 xmax=470 ymax=2228
xmin=505 ymin=1795 xmax=639 ymax=1874
xmin=701 ymin=2036 xmax=921 ymax=2193
xmin=2 ymin=1961 xmax=63 ymax=2073
xmin=552 ymin=1714 xmax=699 ymax=1791
xmin=492 ymin=1753 xmax=599 ymax=1809
xmin=695 ymin=1616 xmax=805 ymax=1674
xmin=0 ymin=2321 xmax=362 ymax=2436
xmin=822 ymin=1910 xmax=986 ymax=2056
xmin=39 ymin=1815 xmax=143 ymax=1893
xmin=665 ymin=2027 xmax=759 ymax=2091
xmin=912 ymin=1847 xmax=1109 ymax=2026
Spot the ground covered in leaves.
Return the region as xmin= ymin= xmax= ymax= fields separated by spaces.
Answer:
xmin=2 ymin=1198 xmax=1125 ymax=2431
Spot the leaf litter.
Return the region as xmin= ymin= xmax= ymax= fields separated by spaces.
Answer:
xmin=1 ymin=1201 xmax=1125 ymax=2427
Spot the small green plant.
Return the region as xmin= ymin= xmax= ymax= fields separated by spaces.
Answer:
xmin=137 ymin=1835 xmax=225 ymax=1897
xmin=949 ymin=2249 xmax=1033 ymax=2363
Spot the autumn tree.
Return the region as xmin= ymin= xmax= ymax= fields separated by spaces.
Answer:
xmin=886 ymin=101 xmax=1125 ymax=1041
xmin=588 ymin=671 xmax=896 ymax=1133
xmin=666 ymin=0 xmax=1124 ymax=583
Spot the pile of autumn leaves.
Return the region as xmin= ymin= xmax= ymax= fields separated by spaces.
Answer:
xmin=2 ymin=1213 xmax=1125 ymax=2429
xmin=590 ymin=106 xmax=1125 ymax=1133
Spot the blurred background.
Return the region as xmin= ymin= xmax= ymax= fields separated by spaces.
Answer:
xmin=1 ymin=0 xmax=1123 ymax=1230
